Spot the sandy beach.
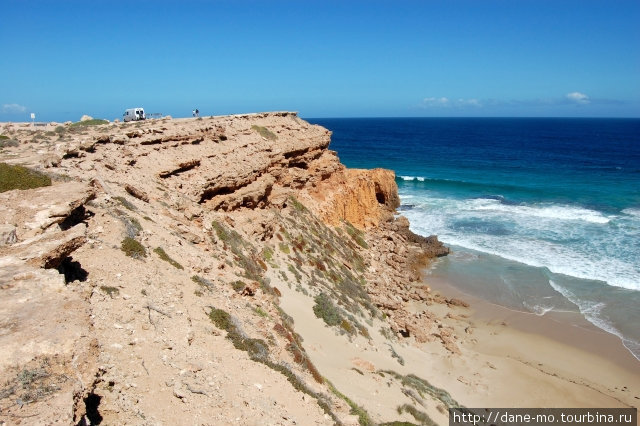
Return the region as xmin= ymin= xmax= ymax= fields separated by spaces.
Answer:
xmin=278 ymin=257 xmax=639 ymax=424
xmin=422 ymin=272 xmax=640 ymax=407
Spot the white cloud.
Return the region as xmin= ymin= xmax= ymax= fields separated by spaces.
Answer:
xmin=566 ymin=92 xmax=590 ymax=104
xmin=423 ymin=97 xmax=450 ymax=106
xmin=2 ymin=103 xmax=28 ymax=113
xmin=458 ymin=98 xmax=481 ymax=106
xmin=422 ymin=97 xmax=481 ymax=108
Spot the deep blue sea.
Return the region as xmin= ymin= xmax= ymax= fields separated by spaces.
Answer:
xmin=308 ymin=117 xmax=640 ymax=360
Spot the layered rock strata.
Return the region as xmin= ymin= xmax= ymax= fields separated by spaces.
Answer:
xmin=0 ymin=112 xmax=462 ymax=425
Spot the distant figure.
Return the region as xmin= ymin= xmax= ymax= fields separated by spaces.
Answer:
xmin=192 ymin=110 xmax=196 ymax=117
xmin=195 ymin=109 xmax=199 ymax=117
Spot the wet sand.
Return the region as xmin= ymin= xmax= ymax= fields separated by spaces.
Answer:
xmin=425 ymin=273 xmax=640 ymax=409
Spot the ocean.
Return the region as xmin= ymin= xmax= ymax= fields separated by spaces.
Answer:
xmin=307 ymin=117 xmax=640 ymax=360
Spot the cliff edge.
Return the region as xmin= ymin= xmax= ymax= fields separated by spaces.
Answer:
xmin=0 ymin=113 xmax=459 ymax=426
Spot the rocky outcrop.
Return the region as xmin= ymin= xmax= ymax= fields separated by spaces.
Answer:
xmin=0 ymin=112 xmax=458 ymax=425
xmin=0 ymin=182 xmax=97 ymax=424
xmin=306 ymin=167 xmax=400 ymax=229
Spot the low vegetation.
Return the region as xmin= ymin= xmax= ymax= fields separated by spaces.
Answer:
xmin=208 ymin=307 xmax=341 ymax=424
xmin=344 ymin=221 xmax=368 ymax=248
xmin=153 ymin=247 xmax=184 ymax=269
xmin=380 ymin=370 xmax=462 ymax=410
xmin=0 ymin=137 xmax=19 ymax=148
xmin=100 ymin=286 xmax=120 ymax=298
xmin=120 ymin=215 xmax=142 ymax=237
xmin=326 ymin=380 xmax=374 ymax=426
xmin=231 ymin=280 xmax=246 ymax=292
xmin=0 ymin=359 xmax=63 ymax=405
xmin=114 ymin=195 xmax=136 ymax=211
xmin=251 ymin=124 xmax=277 ymax=140
xmin=121 ymin=237 xmax=147 ymax=259
xmin=211 ymin=220 xmax=276 ymax=295
xmin=69 ymin=119 xmax=109 ymax=127
xmin=396 ymin=404 xmax=437 ymax=426
xmin=313 ymin=292 xmax=343 ymax=327
xmin=0 ymin=163 xmax=51 ymax=193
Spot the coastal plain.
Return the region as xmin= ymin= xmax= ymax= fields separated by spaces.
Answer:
xmin=0 ymin=113 xmax=637 ymax=425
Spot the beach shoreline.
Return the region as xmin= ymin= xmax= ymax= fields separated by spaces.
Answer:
xmin=420 ymin=268 xmax=640 ymax=409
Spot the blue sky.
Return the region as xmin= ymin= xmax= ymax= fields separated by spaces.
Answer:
xmin=1 ymin=0 xmax=639 ymax=121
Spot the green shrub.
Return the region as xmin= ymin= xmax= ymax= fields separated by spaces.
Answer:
xmin=326 ymin=380 xmax=374 ymax=426
xmin=288 ymin=196 xmax=307 ymax=212
xmin=279 ymin=242 xmax=290 ymax=254
xmin=231 ymin=280 xmax=246 ymax=292
xmin=287 ymin=264 xmax=302 ymax=282
xmin=0 ymin=135 xmax=8 ymax=140
xmin=262 ymin=246 xmax=274 ymax=261
xmin=254 ymin=306 xmax=268 ymax=318
xmin=344 ymin=221 xmax=368 ymax=248
xmin=100 ymin=286 xmax=120 ymax=297
xmin=153 ymin=247 xmax=183 ymax=269
xmin=251 ymin=125 xmax=277 ymax=140
xmin=121 ymin=237 xmax=146 ymax=258
xmin=396 ymin=404 xmax=437 ymax=426
xmin=0 ymin=138 xmax=19 ymax=148
xmin=69 ymin=119 xmax=109 ymax=127
xmin=192 ymin=275 xmax=214 ymax=291
xmin=114 ymin=196 xmax=136 ymax=211
xmin=121 ymin=215 xmax=142 ymax=237
xmin=0 ymin=163 xmax=51 ymax=193
xmin=211 ymin=220 xmax=271 ymax=291
xmin=380 ymin=370 xmax=462 ymax=410
xmin=208 ymin=307 xmax=233 ymax=330
xmin=313 ymin=292 xmax=342 ymax=327
xmin=207 ymin=307 xmax=268 ymax=360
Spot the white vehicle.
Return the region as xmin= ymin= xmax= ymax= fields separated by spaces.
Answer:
xmin=123 ymin=108 xmax=145 ymax=122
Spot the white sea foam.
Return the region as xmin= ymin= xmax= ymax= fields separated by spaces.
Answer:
xmin=399 ymin=191 xmax=640 ymax=291
xmin=468 ymin=199 xmax=611 ymax=224
xmin=399 ymin=175 xmax=425 ymax=181
xmin=622 ymin=207 xmax=640 ymax=218
xmin=548 ymin=280 xmax=628 ymax=344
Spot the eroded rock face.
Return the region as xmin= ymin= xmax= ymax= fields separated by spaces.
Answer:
xmin=0 ymin=112 xmax=458 ymax=425
xmin=0 ymin=181 xmax=95 ymax=240
xmin=306 ymin=167 xmax=400 ymax=229
xmin=0 ymin=182 xmax=97 ymax=424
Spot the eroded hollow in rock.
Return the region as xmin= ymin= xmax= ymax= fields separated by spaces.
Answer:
xmin=57 ymin=257 xmax=88 ymax=283
xmin=59 ymin=206 xmax=94 ymax=231
xmin=76 ymin=393 xmax=103 ymax=426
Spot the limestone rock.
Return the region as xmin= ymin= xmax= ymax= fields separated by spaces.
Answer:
xmin=0 ymin=224 xmax=17 ymax=246
xmin=125 ymin=184 xmax=150 ymax=202
xmin=0 ymin=182 xmax=94 ymax=236
xmin=80 ymin=114 xmax=93 ymax=122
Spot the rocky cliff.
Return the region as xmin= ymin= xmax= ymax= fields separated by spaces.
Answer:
xmin=0 ymin=113 xmax=459 ymax=426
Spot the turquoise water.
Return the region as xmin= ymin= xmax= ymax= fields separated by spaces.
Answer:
xmin=308 ymin=117 xmax=640 ymax=360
